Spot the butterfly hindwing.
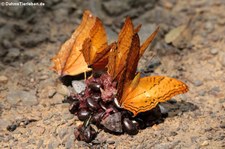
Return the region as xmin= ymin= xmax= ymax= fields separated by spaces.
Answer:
xmin=121 ymin=76 xmax=188 ymax=116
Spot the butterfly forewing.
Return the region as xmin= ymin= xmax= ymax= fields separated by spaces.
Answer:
xmin=52 ymin=10 xmax=95 ymax=76
xmin=83 ymin=18 xmax=108 ymax=67
xmin=112 ymin=17 xmax=134 ymax=79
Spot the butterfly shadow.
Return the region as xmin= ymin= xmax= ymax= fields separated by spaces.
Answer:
xmin=160 ymin=99 xmax=199 ymax=118
xmin=96 ymin=100 xmax=199 ymax=138
xmin=59 ymin=71 xmax=92 ymax=86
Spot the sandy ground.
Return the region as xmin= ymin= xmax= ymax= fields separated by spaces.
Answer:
xmin=0 ymin=0 xmax=224 ymax=148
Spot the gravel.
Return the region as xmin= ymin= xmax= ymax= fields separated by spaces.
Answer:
xmin=0 ymin=0 xmax=224 ymax=148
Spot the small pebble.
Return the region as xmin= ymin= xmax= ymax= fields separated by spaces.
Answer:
xmin=48 ymin=142 xmax=54 ymax=149
xmin=220 ymin=122 xmax=225 ymax=129
xmin=31 ymin=126 xmax=45 ymax=135
xmin=39 ymin=75 xmax=49 ymax=80
xmin=158 ymin=104 xmax=168 ymax=116
xmin=210 ymin=48 xmax=218 ymax=55
xmin=170 ymin=131 xmax=178 ymax=136
xmin=6 ymin=48 xmax=20 ymax=59
xmin=101 ymin=112 xmax=123 ymax=133
xmin=72 ymin=80 xmax=86 ymax=94
xmin=56 ymin=84 xmax=70 ymax=96
xmin=219 ymin=54 xmax=225 ymax=67
xmin=210 ymin=86 xmax=220 ymax=95
xmin=198 ymin=90 xmax=206 ymax=96
xmin=48 ymin=88 xmax=56 ymax=98
xmin=36 ymin=139 xmax=44 ymax=149
xmin=65 ymin=140 xmax=73 ymax=149
xmin=219 ymin=98 xmax=225 ymax=103
xmin=7 ymin=124 xmax=18 ymax=132
xmin=58 ymin=128 xmax=67 ymax=140
xmin=107 ymin=140 xmax=115 ymax=144
xmin=193 ymin=80 xmax=203 ymax=86
xmin=52 ymin=93 xmax=64 ymax=104
xmin=204 ymin=22 xmax=214 ymax=33
xmin=201 ymin=140 xmax=209 ymax=146
xmin=0 ymin=75 xmax=8 ymax=83
xmin=62 ymin=112 xmax=74 ymax=121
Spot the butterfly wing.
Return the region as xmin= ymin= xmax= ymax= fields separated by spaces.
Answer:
xmin=52 ymin=10 xmax=95 ymax=76
xmin=108 ymin=17 xmax=143 ymax=100
xmin=108 ymin=17 xmax=134 ymax=79
xmin=81 ymin=17 xmax=110 ymax=70
xmin=121 ymin=76 xmax=189 ymax=116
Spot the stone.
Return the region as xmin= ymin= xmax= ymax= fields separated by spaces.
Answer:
xmin=193 ymin=80 xmax=203 ymax=86
xmin=209 ymin=86 xmax=220 ymax=95
xmin=62 ymin=112 xmax=74 ymax=121
xmin=38 ymin=85 xmax=56 ymax=98
xmin=0 ymin=75 xmax=8 ymax=83
xmin=50 ymin=139 xmax=60 ymax=148
xmin=107 ymin=140 xmax=115 ymax=144
xmin=219 ymin=98 xmax=225 ymax=103
xmin=48 ymin=142 xmax=54 ymax=149
xmin=22 ymin=61 xmax=36 ymax=76
xmin=20 ymin=91 xmax=38 ymax=106
xmin=56 ymin=84 xmax=70 ymax=96
xmin=219 ymin=52 xmax=225 ymax=67
xmin=204 ymin=22 xmax=214 ymax=33
xmin=102 ymin=0 xmax=131 ymax=16
xmin=28 ymin=138 xmax=36 ymax=144
xmin=48 ymin=88 xmax=56 ymax=98
xmin=201 ymin=140 xmax=209 ymax=146
xmin=37 ymin=139 xmax=44 ymax=149
xmin=6 ymin=91 xmax=23 ymax=105
xmin=101 ymin=112 xmax=123 ymax=133
xmin=51 ymin=93 xmax=64 ymax=105
xmin=4 ymin=48 xmax=20 ymax=62
xmin=31 ymin=126 xmax=45 ymax=135
xmin=220 ymin=122 xmax=225 ymax=129
xmin=39 ymin=75 xmax=49 ymax=81
xmin=58 ymin=128 xmax=67 ymax=140
xmin=65 ymin=134 xmax=75 ymax=149
xmin=210 ymin=48 xmax=218 ymax=55
xmin=198 ymin=90 xmax=206 ymax=96
xmin=72 ymin=80 xmax=86 ymax=94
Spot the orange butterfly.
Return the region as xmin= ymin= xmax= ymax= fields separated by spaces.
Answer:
xmin=52 ymin=10 xmax=110 ymax=76
xmin=107 ymin=17 xmax=188 ymax=116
